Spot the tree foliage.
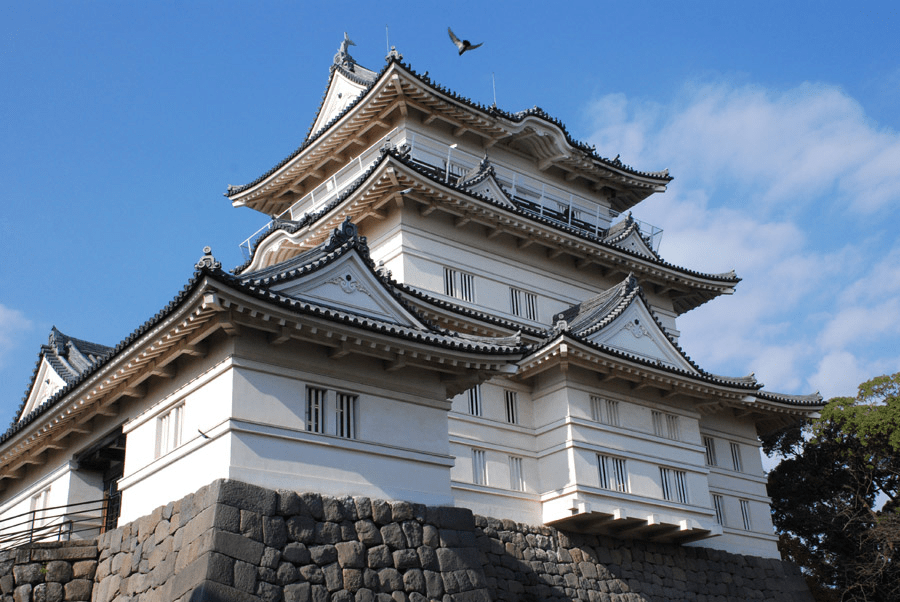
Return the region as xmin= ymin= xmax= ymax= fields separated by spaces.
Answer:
xmin=764 ymin=373 xmax=900 ymax=602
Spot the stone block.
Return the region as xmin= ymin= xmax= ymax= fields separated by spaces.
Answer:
xmin=354 ymin=588 xmax=375 ymax=602
xmin=277 ymin=562 xmax=300 ymax=586
xmin=299 ymin=493 xmax=324 ymax=521
xmin=277 ymin=491 xmax=302 ymax=517
xmin=215 ymin=480 xmax=277 ymax=516
xmin=31 ymin=547 xmax=98 ymax=563
xmin=322 ymin=498 xmax=345 ymax=523
xmin=189 ymin=579 xmax=262 ymax=602
xmin=402 ymin=570 xmax=424 ymax=594
xmin=354 ymin=498 xmax=372 ymax=521
xmin=64 ymin=578 xmax=92 ymax=601
xmin=309 ymin=545 xmax=337 ymax=566
xmin=421 ymin=526 xmax=439 ymax=549
xmin=260 ymin=547 xmax=281 ymax=570
xmin=355 ymin=521 xmax=382 ymax=547
xmin=13 ymin=584 xmax=32 ymax=602
xmin=367 ymin=546 xmax=392 ymax=570
xmin=343 ymin=569 xmax=363 ymax=592
xmin=34 ymin=582 xmax=64 ymax=602
xmin=400 ymin=523 xmax=422 ymax=549
xmin=370 ymin=501 xmax=391 ymax=526
xmin=282 ymin=543 xmax=310 ymax=565
xmin=211 ymin=531 xmax=265 ymax=565
xmin=241 ymin=511 xmax=264 ymax=542
xmin=379 ymin=525 xmax=405 ymax=550
xmin=391 ymin=550 xmax=418 ymax=571
xmin=263 ymin=516 xmax=288 ymax=549
xmin=315 ymin=522 xmax=341 ymax=545
xmin=416 ymin=547 xmax=437 ymax=572
xmin=284 ymin=582 xmax=311 ymax=602
xmin=336 ymin=542 xmax=365 ymax=569
xmin=437 ymin=508 xmax=473 ymax=531
xmin=300 ymin=565 xmax=324 ymax=585
xmin=13 ymin=563 xmax=43 ymax=585
xmin=234 ymin=560 xmax=258 ymax=594
xmin=435 ymin=549 xmax=480 ymax=573
xmin=0 ymin=574 xmax=13 ymax=595
xmin=324 ymin=563 xmax=343 ymax=592
xmin=286 ymin=516 xmax=316 ymax=544
xmin=376 ymin=569 xmax=402 ymax=593
xmin=45 ymin=560 xmax=73 ymax=582
xmin=423 ymin=571 xmax=443 ymax=599
xmin=389 ymin=502 xmax=413 ymax=523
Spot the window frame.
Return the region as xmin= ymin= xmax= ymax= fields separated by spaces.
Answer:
xmin=598 ymin=454 xmax=629 ymax=493
xmin=155 ymin=403 xmax=184 ymax=459
xmin=467 ymin=385 xmax=483 ymax=417
xmin=703 ymin=436 xmax=718 ymax=466
xmin=509 ymin=287 xmax=538 ymax=321
xmin=472 ymin=449 xmax=487 ymax=486
xmin=509 ymin=456 xmax=525 ymax=491
xmin=504 ymin=390 xmax=519 ymax=424
xmin=443 ymin=267 xmax=476 ymax=303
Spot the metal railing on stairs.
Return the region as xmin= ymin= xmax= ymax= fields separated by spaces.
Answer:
xmin=0 ymin=496 xmax=116 ymax=551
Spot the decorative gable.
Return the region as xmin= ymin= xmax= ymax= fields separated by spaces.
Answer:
xmin=608 ymin=228 xmax=655 ymax=258
xmin=270 ymin=251 xmax=426 ymax=328
xmin=584 ymin=301 xmax=697 ymax=373
xmin=20 ymin=357 xmax=68 ymax=420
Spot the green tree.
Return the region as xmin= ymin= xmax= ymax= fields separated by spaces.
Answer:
xmin=764 ymin=373 xmax=900 ymax=602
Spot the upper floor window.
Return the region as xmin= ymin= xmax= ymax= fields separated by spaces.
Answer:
xmin=510 ymin=288 xmax=538 ymax=321
xmin=740 ymin=499 xmax=753 ymax=530
xmin=660 ymin=467 xmax=688 ymax=504
xmin=591 ymin=396 xmax=620 ymax=426
xmin=472 ymin=449 xmax=487 ymax=486
xmin=730 ymin=442 xmax=743 ymax=472
xmin=467 ymin=385 xmax=483 ymax=417
xmin=443 ymin=268 xmax=475 ymax=303
xmin=504 ymin=390 xmax=519 ymax=424
xmin=155 ymin=404 xmax=184 ymax=459
xmin=703 ymin=436 xmax=718 ymax=466
xmin=712 ymin=494 xmax=725 ymax=525
xmin=335 ymin=392 xmax=358 ymax=439
xmin=652 ymin=410 xmax=680 ymax=440
xmin=598 ymin=454 xmax=629 ymax=493
xmin=306 ymin=387 xmax=326 ymax=434
xmin=509 ymin=456 xmax=525 ymax=491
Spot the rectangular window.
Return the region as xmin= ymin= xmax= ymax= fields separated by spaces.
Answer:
xmin=598 ymin=454 xmax=628 ymax=492
xmin=740 ymin=499 xmax=752 ymax=530
xmin=730 ymin=442 xmax=743 ymax=472
xmin=510 ymin=288 xmax=538 ymax=321
xmin=443 ymin=268 xmax=475 ymax=303
xmin=703 ymin=436 xmax=718 ymax=466
xmin=472 ymin=449 xmax=487 ymax=486
xmin=335 ymin=393 xmax=357 ymax=439
xmin=509 ymin=456 xmax=524 ymax=491
xmin=504 ymin=390 xmax=519 ymax=424
xmin=467 ymin=385 xmax=482 ymax=417
xmin=155 ymin=404 xmax=183 ymax=458
xmin=660 ymin=467 xmax=688 ymax=504
xmin=712 ymin=494 xmax=725 ymax=526
xmin=591 ymin=396 xmax=620 ymax=426
xmin=652 ymin=410 xmax=679 ymax=440
xmin=30 ymin=487 xmax=51 ymax=530
xmin=306 ymin=387 xmax=326 ymax=433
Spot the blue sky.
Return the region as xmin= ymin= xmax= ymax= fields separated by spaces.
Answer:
xmin=1 ymin=1 xmax=898 ymax=421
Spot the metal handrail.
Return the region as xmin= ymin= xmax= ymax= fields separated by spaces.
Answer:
xmin=0 ymin=497 xmax=113 ymax=550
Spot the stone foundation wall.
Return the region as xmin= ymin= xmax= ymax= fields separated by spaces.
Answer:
xmin=0 ymin=541 xmax=97 ymax=602
xmin=0 ymin=480 xmax=814 ymax=602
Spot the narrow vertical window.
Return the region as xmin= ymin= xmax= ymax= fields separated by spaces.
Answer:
xmin=740 ymin=499 xmax=752 ymax=530
xmin=504 ymin=390 xmax=518 ymax=424
xmin=444 ymin=268 xmax=475 ymax=303
xmin=335 ymin=393 xmax=357 ymax=439
xmin=712 ymin=494 xmax=725 ymax=525
xmin=467 ymin=385 xmax=482 ymax=417
xmin=660 ymin=467 xmax=688 ymax=503
xmin=591 ymin=396 xmax=619 ymax=426
xmin=703 ymin=436 xmax=718 ymax=466
xmin=598 ymin=454 xmax=628 ymax=492
xmin=509 ymin=288 xmax=537 ymax=320
xmin=30 ymin=487 xmax=51 ymax=531
xmin=652 ymin=410 xmax=679 ymax=440
xmin=306 ymin=387 xmax=326 ymax=434
xmin=472 ymin=449 xmax=487 ymax=486
xmin=509 ymin=456 xmax=524 ymax=491
xmin=730 ymin=442 xmax=743 ymax=472
xmin=156 ymin=404 xmax=183 ymax=458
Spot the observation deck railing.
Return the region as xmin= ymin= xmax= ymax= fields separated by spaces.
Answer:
xmin=239 ymin=130 xmax=662 ymax=259
xmin=0 ymin=497 xmax=116 ymax=551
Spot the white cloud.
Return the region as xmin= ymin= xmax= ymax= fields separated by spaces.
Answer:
xmin=0 ymin=304 xmax=32 ymax=368
xmin=586 ymin=79 xmax=900 ymax=395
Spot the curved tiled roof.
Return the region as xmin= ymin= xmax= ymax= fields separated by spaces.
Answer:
xmin=236 ymin=148 xmax=740 ymax=295
xmin=226 ymin=57 xmax=671 ymax=199
xmin=756 ymin=390 xmax=824 ymax=407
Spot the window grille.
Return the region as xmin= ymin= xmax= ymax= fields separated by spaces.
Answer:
xmin=306 ymin=387 xmax=326 ymax=434
xmin=652 ymin=410 xmax=679 ymax=440
xmin=712 ymin=494 xmax=725 ymax=525
xmin=703 ymin=437 xmax=718 ymax=466
xmin=155 ymin=404 xmax=183 ymax=458
xmin=591 ymin=396 xmax=620 ymax=426
xmin=509 ymin=456 xmax=524 ymax=491
xmin=335 ymin=393 xmax=357 ymax=439
xmin=504 ymin=390 xmax=518 ymax=424
xmin=660 ymin=467 xmax=688 ymax=503
xmin=467 ymin=385 xmax=482 ymax=417
xmin=730 ymin=442 xmax=743 ymax=472
xmin=510 ymin=288 xmax=537 ymax=320
xmin=598 ymin=455 xmax=628 ymax=492
xmin=740 ymin=499 xmax=752 ymax=530
xmin=443 ymin=268 xmax=475 ymax=303
xmin=472 ymin=449 xmax=487 ymax=486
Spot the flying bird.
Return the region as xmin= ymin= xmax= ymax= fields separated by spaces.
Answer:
xmin=448 ymin=27 xmax=482 ymax=55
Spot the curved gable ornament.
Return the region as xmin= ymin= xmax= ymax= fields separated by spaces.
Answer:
xmin=325 ymin=274 xmax=374 ymax=299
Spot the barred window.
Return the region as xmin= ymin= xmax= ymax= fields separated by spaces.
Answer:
xmin=156 ymin=404 xmax=184 ymax=458
xmin=510 ymin=288 xmax=538 ymax=320
xmin=509 ymin=456 xmax=525 ymax=491
xmin=306 ymin=387 xmax=326 ymax=434
xmin=472 ymin=449 xmax=487 ymax=486
xmin=740 ymin=499 xmax=752 ymax=530
xmin=730 ymin=442 xmax=743 ymax=472
xmin=712 ymin=494 xmax=725 ymax=525
xmin=652 ymin=410 xmax=680 ymax=440
xmin=443 ymin=268 xmax=475 ymax=303
xmin=591 ymin=396 xmax=619 ymax=426
xmin=504 ymin=390 xmax=519 ymax=424
xmin=703 ymin=436 xmax=718 ymax=466
xmin=467 ymin=385 xmax=483 ymax=417
xmin=335 ymin=393 xmax=358 ymax=439
xmin=660 ymin=467 xmax=688 ymax=504
xmin=598 ymin=454 xmax=628 ymax=492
